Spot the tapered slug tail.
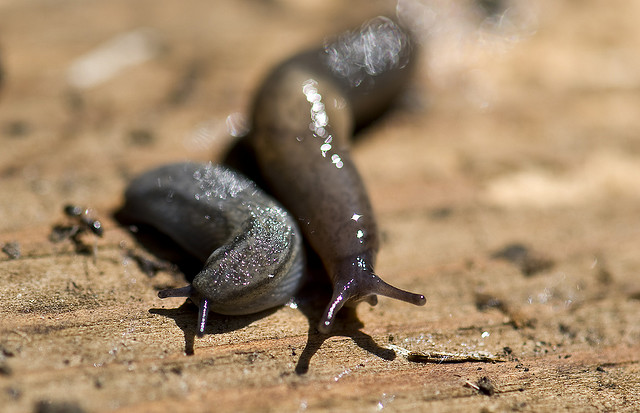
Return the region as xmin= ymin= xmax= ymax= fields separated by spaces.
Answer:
xmin=369 ymin=275 xmax=426 ymax=306
xmin=158 ymin=285 xmax=193 ymax=299
xmin=197 ymin=298 xmax=210 ymax=337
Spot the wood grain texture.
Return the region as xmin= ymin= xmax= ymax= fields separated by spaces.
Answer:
xmin=1 ymin=0 xmax=639 ymax=412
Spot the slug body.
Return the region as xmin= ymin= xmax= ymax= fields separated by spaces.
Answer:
xmin=122 ymin=162 xmax=304 ymax=335
xmin=248 ymin=17 xmax=425 ymax=333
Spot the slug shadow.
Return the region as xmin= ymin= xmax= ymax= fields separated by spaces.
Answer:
xmin=144 ymin=251 xmax=396 ymax=367
xmin=221 ymin=135 xmax=266 ymax=187
xmin=149 ymin=302 xmax=278 ymax=356
xmin=291 ymin=259 xmax=397 ymax=375
xmin=113 ymin=211 xmax=203 ymax=281
xmin=295 ymin=329 xmax=396 ymax=375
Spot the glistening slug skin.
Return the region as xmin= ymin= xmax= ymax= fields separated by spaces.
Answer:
xmin=121 ymin=162 xmax=304 ymax=336
xmin=248 ymin=17 xmax=425 ymax=333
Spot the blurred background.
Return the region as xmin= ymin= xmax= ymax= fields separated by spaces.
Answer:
xmin=1 ymin=0 xmax=638 ymax=227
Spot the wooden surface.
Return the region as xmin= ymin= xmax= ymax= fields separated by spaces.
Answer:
xmin=1 ymin=0 xmax=639 ymax=412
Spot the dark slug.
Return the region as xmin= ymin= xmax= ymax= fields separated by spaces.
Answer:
xmin=121 ymin=162 xmax=304 ymax=336
xmin=247 ymin=17 xmax=425 ymax=333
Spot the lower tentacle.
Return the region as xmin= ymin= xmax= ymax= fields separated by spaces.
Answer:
xmin=197 ymin=299 xmax=210 ymax=337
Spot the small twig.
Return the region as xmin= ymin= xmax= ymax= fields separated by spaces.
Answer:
xmin=386 ymin=344 xmax=505 ymax=364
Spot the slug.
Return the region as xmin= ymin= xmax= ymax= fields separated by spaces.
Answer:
xmin=121 ymin=162 xmax=304 ymax=336
xmin=247 ymin=17 xmax=425 ymax=333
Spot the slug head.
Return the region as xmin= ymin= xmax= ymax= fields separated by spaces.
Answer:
xmin=156 ymin=211 xmax=304 ymax=338
xmin=318 ymin=253 xmax=426 ymax=334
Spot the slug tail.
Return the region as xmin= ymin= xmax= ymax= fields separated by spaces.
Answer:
xmin=197 ymin=298 xmax=210 ymax=337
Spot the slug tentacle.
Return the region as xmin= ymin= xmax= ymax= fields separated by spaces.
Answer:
xmin=157 ymin=285 xmax=193 ymax=299
xmin=197 ymin=299 xmax=210 ymax=337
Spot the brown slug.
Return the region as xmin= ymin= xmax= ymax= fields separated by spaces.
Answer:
xmin=247 ymin=17 xmax=425 ymax=333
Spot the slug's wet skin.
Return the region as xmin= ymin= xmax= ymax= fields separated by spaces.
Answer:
xmin=121 ymin=17 xmax=425 ymax=337
xmin=248 ymin=17 xmax=425 ymax=333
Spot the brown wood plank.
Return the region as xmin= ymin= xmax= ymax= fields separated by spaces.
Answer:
xmin=1 ymin=0 xmax=639 ymax=412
